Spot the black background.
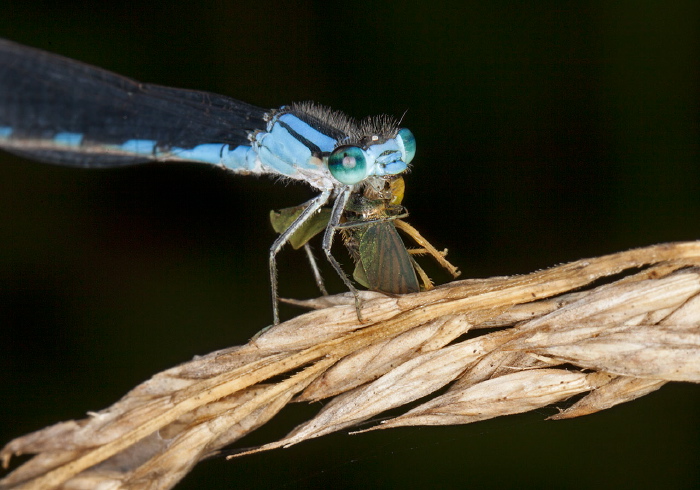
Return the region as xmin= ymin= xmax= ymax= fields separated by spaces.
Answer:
xmin=1 ymin=1 xmax=699 ymax=488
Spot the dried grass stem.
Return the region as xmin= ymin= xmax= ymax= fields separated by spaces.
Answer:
xmin=2 ymin=241 xmax=700 ymax=489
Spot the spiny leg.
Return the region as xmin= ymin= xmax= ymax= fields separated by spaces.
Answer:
xmin=303 ymin=243 xmax=328 ymax=296
xmin=269 ymin=189 xmax=332 ymax=324
xmin=321 ymin=186 xmax=364 ymax=322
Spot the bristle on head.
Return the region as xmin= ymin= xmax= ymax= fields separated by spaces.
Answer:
xmin=285 ymin=102 xmax=400 ymax=147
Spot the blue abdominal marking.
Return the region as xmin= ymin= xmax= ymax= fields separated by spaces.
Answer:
xmin=53 ymin=132 xmax=84 ymax=147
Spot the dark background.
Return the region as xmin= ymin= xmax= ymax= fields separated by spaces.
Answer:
xmin=1 ymin=1 xmax=699 ymax=488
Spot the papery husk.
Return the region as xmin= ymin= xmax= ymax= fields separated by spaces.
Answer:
xmin=2 ymin=242 xmax=700 ymax=489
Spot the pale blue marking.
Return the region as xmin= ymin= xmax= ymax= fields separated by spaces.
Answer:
xmin=171 ymin=143 xmax=225 ymax=164
xmin=172 ymin=143 xmax=257 ymax=170
xmin=256 ymin=144 xmax=299 ymax=176
xmin=120 ymin=139 xmax=157 ymax=155
xmin=380 ymin=159 xmax=407 ymax=175
xmin=278 ymin=114 xmax=336 ymax=152
xmin=245 ymin=146 xmax=259 ymax=170
xmin=53 ymin=132 xmax=83 ymax=147
xmin=220 ymin=144 xmax=255 ymax=171
xmin=374 ymin=150 xmax=403 ymax=166
xmin=0 ymin=126 xmax=12 ymax=139
xmin=261 ymin=123 xmax=314 ymax=170
xmin=252 ymin=112 xmax=345 ymax=173
xmin=364 ymin=140 xmax=408 ymax=176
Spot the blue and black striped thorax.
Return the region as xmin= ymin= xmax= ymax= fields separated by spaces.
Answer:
xmin=253 ymin=102 xmax=416 ymax=190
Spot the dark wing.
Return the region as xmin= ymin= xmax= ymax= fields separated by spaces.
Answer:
xmin=0 ymin=39 xmax=267 ymax=166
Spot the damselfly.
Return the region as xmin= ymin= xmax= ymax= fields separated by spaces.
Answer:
xmin=0 ymin=39 xmax=417 ymax=324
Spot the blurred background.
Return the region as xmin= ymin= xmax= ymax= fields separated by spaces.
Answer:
xmin=1 ymin=1 xmax=698 ymax=488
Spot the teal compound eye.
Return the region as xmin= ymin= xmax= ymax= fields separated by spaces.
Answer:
xmin=328 ymin=145 xmax=368 ymax=185
xmin=397 ymin=128 xmax=416 ymax=164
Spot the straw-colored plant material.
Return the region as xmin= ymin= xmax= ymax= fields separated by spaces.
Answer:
xmin=2 ymin=241 xmax=700 ymax=489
